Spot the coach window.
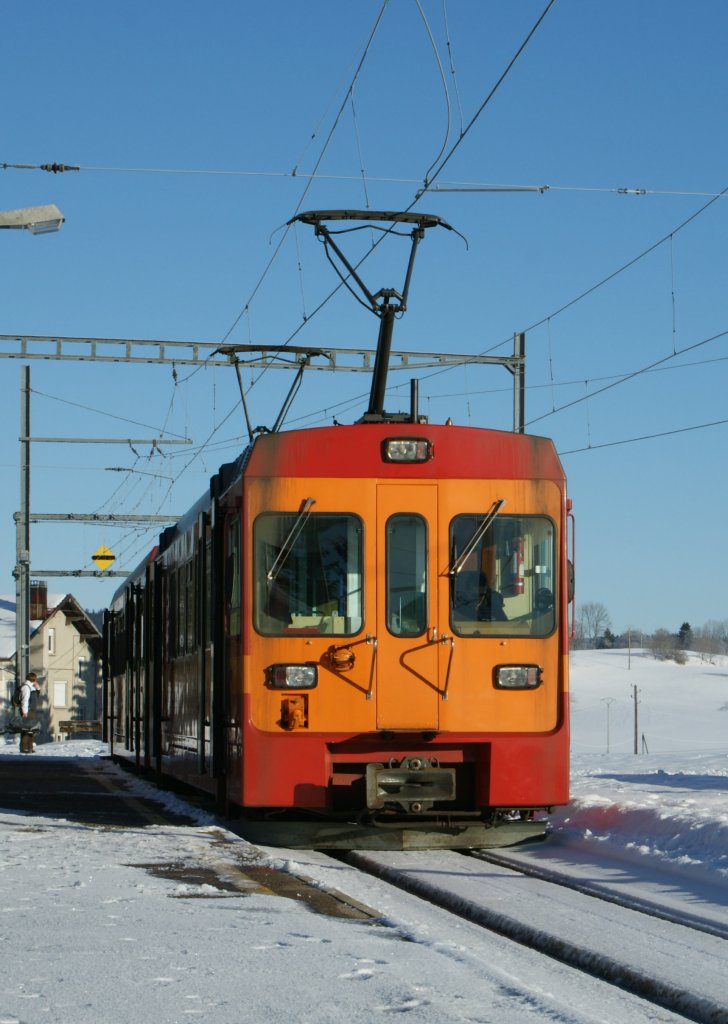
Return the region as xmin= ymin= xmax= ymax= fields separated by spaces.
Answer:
xmin=386 ymin=514 xmax=427 ymax=637
xmin=254 ymin=513 xmax=363 ymax=636
xmin=450 ymin=514 xmax=556 ymax=637
xmin=204 ymin=537 xmax=213 ymax=646
xmin=177 ymin=564 xmax=186 ymax=653
xmin=168 ymin=571 xmax=178 ymax=657
xmin=227 ymin=519 xmax=241 ymax=637
xmin=186 ymin=561 xmax=197 ymax=647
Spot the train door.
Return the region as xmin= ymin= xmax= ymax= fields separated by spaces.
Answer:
xmin=376 ymin=484 xmax=441 ymax=730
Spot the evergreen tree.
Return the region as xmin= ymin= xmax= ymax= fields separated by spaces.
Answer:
xmin=678 ymin=622 xmax=693 ymax=650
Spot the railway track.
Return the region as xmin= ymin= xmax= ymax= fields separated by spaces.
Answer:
xmin=471 ymin=847 xmax=728 ymax=941
xmin=318 ymin=847 xmax=728 ymax=1024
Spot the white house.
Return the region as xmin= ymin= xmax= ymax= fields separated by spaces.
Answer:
xmin=1 ymin=582 xmax=103 ymax=743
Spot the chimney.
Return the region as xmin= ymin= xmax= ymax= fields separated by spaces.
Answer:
xmin=30 ymin=580 xmax=48 ymax=621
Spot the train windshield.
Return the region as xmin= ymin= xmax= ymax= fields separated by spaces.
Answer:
xmin=254 ymin=513 xmax=363 ymax=636
xmin=450 ymin=514 xmax=556 ymax=637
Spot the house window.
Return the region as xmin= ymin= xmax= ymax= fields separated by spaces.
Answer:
xmin=53 ymin=680 xmax=68 ymax=708
xmin=47 ymin=627 xmax=56 ymax=654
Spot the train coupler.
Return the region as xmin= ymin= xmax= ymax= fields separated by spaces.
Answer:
xmin=365 ymin=756 xmax=455 ymax=813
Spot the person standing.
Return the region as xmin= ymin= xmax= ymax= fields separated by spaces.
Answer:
xmin=19 ymin=671 xmax=41 ymax=718
xmin=18 ymin=671 xmax=41 ymax=752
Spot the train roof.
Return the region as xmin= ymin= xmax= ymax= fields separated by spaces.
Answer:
xmin=244 ymin=422 xmax=565 ymax=482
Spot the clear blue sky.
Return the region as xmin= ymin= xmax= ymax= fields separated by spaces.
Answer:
xmin=2 ymin=0 xmax=727 ymax=635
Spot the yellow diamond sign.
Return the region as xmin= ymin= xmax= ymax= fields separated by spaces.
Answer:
xmin=92 ymin=545 xmax=116 ymax=570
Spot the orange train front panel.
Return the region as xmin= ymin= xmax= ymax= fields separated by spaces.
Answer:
xmin=240 ymin=463 xmax=568 ymax=813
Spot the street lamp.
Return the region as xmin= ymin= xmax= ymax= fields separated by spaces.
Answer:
xmin=4 ymin=205 xmax=64 ymax=686
xmin=0 ymin=204 xmax=64 ymax=234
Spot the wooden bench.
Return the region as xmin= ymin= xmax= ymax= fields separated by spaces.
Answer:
xmin=58 ymin=720 xmax=103 ymax=737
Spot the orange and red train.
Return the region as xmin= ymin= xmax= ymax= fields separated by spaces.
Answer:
xmin=105 ymin=420 xmax=572 ymax=847
xmin=104 ymin=211 xmax=573 ymax=848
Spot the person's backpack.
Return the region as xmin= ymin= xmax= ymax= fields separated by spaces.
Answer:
xmin=10 ymin=681 xmax=23 ymax=709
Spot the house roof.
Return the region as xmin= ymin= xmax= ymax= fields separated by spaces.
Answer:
xmin=0 ymin=593 xmax=100 ymax=660
xmin=50 ymin=595 xmax=102 ymax=644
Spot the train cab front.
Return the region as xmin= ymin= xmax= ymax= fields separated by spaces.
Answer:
xmin=236 ymin=424 xmax=570 ymax=850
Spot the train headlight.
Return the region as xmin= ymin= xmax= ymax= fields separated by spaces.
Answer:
xmin=494 ymin=665 xmax=542 ymax=689
xmin=267 ymin=663 xmax=318 ymax=689
xmin=382 ymin=438 xmax=433 ymax=463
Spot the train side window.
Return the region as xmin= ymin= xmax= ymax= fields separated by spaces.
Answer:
xmin=168 ymin=570 xmax=178 ymax=657
xmin=205 ymin=537 xmax=212 ymax=646
xmin=227 ymin=518 xmax=241 ymax=638
xmin=114 ymin=609 xmax=127 ymax=672
xmin=386 ymin=514 xmax=427 ymax=637
xmin=254 ymin=513 xmax=363 ymax=636
xmin=185 ymin=559 xmax=195 ymax=651
xmin=450 ymin=514 xmax=556 ymax=637
xmin=177 ymin=564 xmax=186 ymax=653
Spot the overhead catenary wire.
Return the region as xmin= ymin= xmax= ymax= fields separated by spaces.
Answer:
xmin=417 ymin=0 xmax=557 ymax=193
xmin=527 ymin=326 xmax=728 ymax=427
xmin=414 ymin=0 xmax=453 ymax=188
xmin=400 ymin=176 xmax=728 ymax=410
xmin=442 ymin=0 xmax=465 ymax=138
xmin=73 ymin=341 xmax=728 ymax=484
xmin=560 ymin=415 xmax=728 ymax=455
xmin=520 ymin=182 xmax=728 ymax=344
xmin=32 ymin=387 xmax=189 ymax=440
xmin=7 ymin=157 xmax=728 ymax=201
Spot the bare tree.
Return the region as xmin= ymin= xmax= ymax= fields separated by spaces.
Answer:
xmin=650 ymin=628 xmax=686 ymax=663
xmin=577 ymin=602 xmax=612 ymax=649
xmin=692 ymin=620 xmax=728 ymax=663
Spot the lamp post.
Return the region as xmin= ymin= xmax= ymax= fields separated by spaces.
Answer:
xmin=4 ymin=206 xmax=64 ymax=684
xmin=0 ymin=204 xmax=64 ymax=234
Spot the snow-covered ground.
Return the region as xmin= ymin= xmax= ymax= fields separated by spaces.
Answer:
xmin=1 ymin=649 xmax=726 ymax=1023
xmin=564 ymin=648 xmax=728 ymax=887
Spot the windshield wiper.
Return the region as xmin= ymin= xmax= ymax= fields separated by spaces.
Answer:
xmin=267 ymin=497 xmax=316 ymax=581
xmin=449 ymin=499 xmax=507 ymax=577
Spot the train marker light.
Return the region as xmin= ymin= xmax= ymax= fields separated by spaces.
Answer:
xmin=495 ymin=665 xmax=542 ymax=689
xmin=382 ymin=438 xmax=432 ymax=463
xmin=281 ymin=696 xmax=307 ymax=730
xmin=267 ymin=663 xmax=318 ymax=689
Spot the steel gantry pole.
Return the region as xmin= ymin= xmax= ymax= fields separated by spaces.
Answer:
xmin=15 ymin=365 xmax=31 ymax=684
xmin=12 ymin=365 xmax=187 ymax=678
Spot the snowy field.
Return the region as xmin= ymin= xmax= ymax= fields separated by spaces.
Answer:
xmin=563 ymin=648 xmax=728 ymax=887
xmin=1 ymin=648 xmax=726 ymax=1023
